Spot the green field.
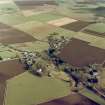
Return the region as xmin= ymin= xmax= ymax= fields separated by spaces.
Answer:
xmin=27 ymin=12 xmax=64 ymax=23
xmin=0 ymin=45 xmax=16 ymax=59
xmin=85 ymin=23 xmax=105 ymax=33
xmin=79 ymin=88 xmax=105 ymax=105
xmin=10 ymin=41 xmax=49 ymax=52
xmin=0 ymin=2 xmax=19 ymax=13
xmin=5 ymin=72 xmax=70 ymax=105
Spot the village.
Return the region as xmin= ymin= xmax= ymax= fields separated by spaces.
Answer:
xmin=0 ymin=0 xmax=105 ymax=105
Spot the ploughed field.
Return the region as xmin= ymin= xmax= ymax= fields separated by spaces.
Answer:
xmin=38 ymin=93 xmax=99 ymax=105
xmin=0 ymin=23 xmax=35 ymax=44
xmin=15 ymin=0 xmax=57 ymax=10
xmin=0 ymin=59 xmax=25 ymax=105
xmin=61 ymin=21 xmax=93 ymax=32
xmin=0 ymin=59 xmax=25 ymax=80
xmin=58 ymin=38 xmax=105 ymax=68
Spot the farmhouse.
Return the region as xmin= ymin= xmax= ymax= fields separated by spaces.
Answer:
xmin=57 ymin=38 xmax=105 ymax=68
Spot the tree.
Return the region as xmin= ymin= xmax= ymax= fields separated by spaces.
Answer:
xmin=31 ymin=58 xmax=47 ymax=76
xmin=0 ymin=56 xmax=3 ymax=60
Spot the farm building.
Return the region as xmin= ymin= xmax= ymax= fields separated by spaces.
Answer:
xmin=0 ymin=59 xmax=70 ymax=105
xmin=57 ymin=38 xmax=105 ymax=68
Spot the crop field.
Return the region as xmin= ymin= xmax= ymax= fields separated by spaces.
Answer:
xmin=0 ymin=23 xmax=35 ymax=44
xmin=27 ymin=12 xmax=64 ymax=23
xmin=83 ymin=23 xmax=105 ymax=33
xmin=0 ymin=1 xmax=105 ymax=105
xmin=10 ymin=41 xmax=49 ymax=52
xmin=61 ymin=21 xmax=93 ymax=32
xmin=79 ymin=88 xmax=105 ymax=105
xmin=0 ymin=45 xmax=17 ymax=59
xmin=48 ymin=17 xmax=78 ymax=27
xmin=83 ymin=23 xmax=105 ymax=38
xmin=0 ymin=12 xmax=64 ymax=25
xmin=73 ymin=32 xmax=105 ymax=49
xmin=0 ymin=59 xmax=25 ymax=80
xmin=15 ymin=0 xmax=58 ymax=10
xmin=14 ymin=23 xmax=75 ymax=41
xmin=0 ymin=1 xmax=19 ymax=15
xmin=38 ymin=93 xmax=100 ymax=105
xmin=5 ymin=72 xmax=70 ymax=105
xmin=0 ymin=59 xmax=25 ymax=105
xmin=58 ymin=38 xmax=105 ymax=68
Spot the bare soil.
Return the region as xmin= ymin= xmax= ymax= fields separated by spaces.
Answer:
xmin=0 ymin=59 xmax=25 ymax=80
xmin=0 ymin=59 xmax=25 ymax=105
xmin=15 ymin=0 xmax=57 ymax=10
xmin=38 ymin=93 xmax=99 ymax=105
xmin=58 ymin=38 xmax=105 ymax=68
xmin=0 ymin=23 xmax=35 ymax=44
xmin=61 ymin=21 xmax=93 ymax=32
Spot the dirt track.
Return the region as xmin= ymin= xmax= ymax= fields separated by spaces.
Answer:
xmin=0 ymin=82 xmax=6 ymax=105
xmin=38 ymin=93 xmax=99 ymax=105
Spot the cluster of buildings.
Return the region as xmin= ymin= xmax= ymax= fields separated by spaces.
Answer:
xmin=48 ymin=37 xmax=105 ymax=87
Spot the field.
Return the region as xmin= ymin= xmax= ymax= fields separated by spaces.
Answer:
xmin=58 ymin=38 xmax=105 ymax=68
xmin=10 ymin=41 xmax=49 ymax=52
xmin=83 ymin=23 xmax=105 ymax=37
xmin=61 ymin=21 xmax=93 ymax=32
xmin=39 ymin=93 xmax=100 ymax=105
xmin=0 ymin=45 xmax=17 ymax=59
xmin=0 ymin=0 xmax=105 ymax=105
xmin=0 ymin=23 xmax=35 ymax=44
xmin=84 ymin=23 xmax=105 ymax=33
xmin=0 ymin=59 xmax=25 ymax=105
xmin=15 ymin=0 xmax=58 ymax=10
xmin=73 ymin=32 xmax=105 ymax=49
xmin=0 ymin=59 xmax=25 ymax=80
xmin=14 ymin=23 xmax=75 ymax=41
xmin=5 ymin=72 xmax=70 ymax=105
xmin=48 ymin=17 xmax=78 ymax=27
xmin=79 ymin=88 xmax=105 ymax=105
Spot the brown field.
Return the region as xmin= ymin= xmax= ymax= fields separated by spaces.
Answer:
xmin=15 ymin=0 xmax=57 ymax=10
xmin=61 ymin=21 xmax=93 ymax=32
xmin=83 ymin=29 xmax=105 ymax=38
xmin=0 ymin=59 xmax=25 ymax=105
xmin=38 ymin=93 xmax=99 ymax=105
xmin=0 ymin=82 xmax=6 ymax=105
xmin=0 ymin=59 xmax=25 ymax=80
xmin=58 ymin=38 xmax=105 ymax=68
xmin=0 ymin=23 xmax=35 ymax=44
